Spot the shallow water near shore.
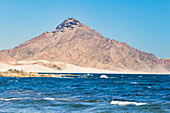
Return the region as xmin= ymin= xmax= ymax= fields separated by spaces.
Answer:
xmin=0 ymin=74 xmax=170 ymax=113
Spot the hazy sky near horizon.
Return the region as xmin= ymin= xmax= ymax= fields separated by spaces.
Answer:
xmin=0 ymin=0 xmax=169 ymax=58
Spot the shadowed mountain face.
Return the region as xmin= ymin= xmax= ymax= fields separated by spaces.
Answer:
xmin=0 ymin=17 xmax=169 ymax=73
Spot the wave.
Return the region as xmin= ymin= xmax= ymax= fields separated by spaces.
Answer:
xmin=131 ymin=82 xmax=138 ymax=84
xmin=111 ymin=101 xmax=147 ymax=106
xmin=147 ymin=86 xmax=152 ymax=88
xmin=83 ymin=100 xmax=102 ymax=102
xmin=0 ymin=97 xmax=37 ymax=101
xmin=0 ymin=97 xmax=67 ymax=101
xmin=43 ymin=97 xmax=56 ymax=100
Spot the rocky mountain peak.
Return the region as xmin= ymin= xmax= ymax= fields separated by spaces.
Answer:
xmin=56 ymin=17 xmax=83 ymax=30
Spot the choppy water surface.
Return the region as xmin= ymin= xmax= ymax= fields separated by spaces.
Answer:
xmin=0 ymin=74 xmax=169 ymax=113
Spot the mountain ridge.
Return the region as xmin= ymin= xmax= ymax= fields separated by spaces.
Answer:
xmin=0 ymin=17 xmax=169 ymax=73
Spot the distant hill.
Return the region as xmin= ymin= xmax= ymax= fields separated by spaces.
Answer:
xmin=0 ymin=17 xmax=169 ymax=73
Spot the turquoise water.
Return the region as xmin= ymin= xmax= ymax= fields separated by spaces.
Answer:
xmin=0 ymin=74 xmax=169 ymax=113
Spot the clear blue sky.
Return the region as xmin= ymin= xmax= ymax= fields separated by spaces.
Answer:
xmin=0 ymin=0 xmax=169 ymax=58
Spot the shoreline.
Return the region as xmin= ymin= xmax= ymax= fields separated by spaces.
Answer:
xmin=38 ymin=72 xmax=170 ymax=75
xmin=0 ymin=69 xmax=169 ymax=78
xmin=0 ymin=61 xmax=169 ymax=75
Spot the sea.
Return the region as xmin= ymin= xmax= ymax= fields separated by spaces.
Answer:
xmin=0 ymin=73 xmax=169 ymax=113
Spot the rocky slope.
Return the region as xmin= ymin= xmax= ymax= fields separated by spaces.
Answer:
xmin=0 ymin=17 xmax=169 ymax=73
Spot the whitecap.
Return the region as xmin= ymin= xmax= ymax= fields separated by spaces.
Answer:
xmin=110 ymin=101 xmax=146 ymax=106
xmin=147 ymin=86 xmax=152 ymax=88
xmin=43 ymin=97 xmax=56 ymax=100
xmin=0 ymin=98 xmax=16 ymax=101
xmin=0 ymin=97 xmax=57 ymax=101
xmin=131 ymin=82 xmax=138 ymax=84
xmin=100 ymin=75 xmax=108 ymax=78
xmin=51 ymin=74 xmax=57 ymax=77
xmin=0 ymin=97 xmax=36 ymax=101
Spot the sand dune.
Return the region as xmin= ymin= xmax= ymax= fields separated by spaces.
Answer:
xmin=0 ymin=60 xmax=130 ymax=73
xmin=0 ymin=60 xmax=169 ymax=74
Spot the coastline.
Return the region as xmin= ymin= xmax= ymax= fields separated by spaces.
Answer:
xmin=0 ymin=61 xmax=169 ymax=75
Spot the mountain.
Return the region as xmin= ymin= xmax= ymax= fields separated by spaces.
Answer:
xmin=0 ymin=17 xmax=169 ymax=73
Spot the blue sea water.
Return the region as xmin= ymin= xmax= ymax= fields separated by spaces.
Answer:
xmin=0 ymin=74 xmax=169 ymax=113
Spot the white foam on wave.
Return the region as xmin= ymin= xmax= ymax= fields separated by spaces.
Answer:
xmin=0 ymin=97 xmax=57 ymax=101
xmin=43 ymin=97 xmax=56 ymax=100
xmin=0 ymin=97 xmax=36 ymax=101
xmin=147 ymin=86 xmax=152 ymax=88
xmin=131 ymin=82 xmax=138 ymax=84
xmin=111 ymin=101 xmax=147 ymax=106
xmin=51 ymin=74 xmax=57 ymax=77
